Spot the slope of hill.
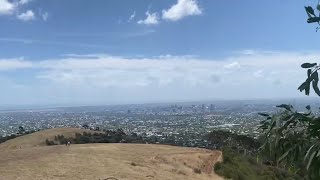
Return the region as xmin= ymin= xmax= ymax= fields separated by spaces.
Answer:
xmin=0 ymin=143 xmax=222 ymax=180
xmin=0 ymin=128 xmax=95 ymax=149
xmin=0 ymin=128 xmax=223 ymax=180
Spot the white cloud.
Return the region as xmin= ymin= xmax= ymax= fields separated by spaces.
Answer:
xmin=122 ymin=29 xmax=155 ymax=38
xmin=237 ymin=49 xmax=257 ymax=55
xmin=31 ymin=52 xmax=313 ymax=103
xmin=35 ymin=52 xmax=310 ymax=91
xmin=0 ymin=0 xmax=15 ymax=15
xmin=0 ymin=0 xmax=47 ymax=21
xmin=253 ymin=70 xmax=264 ymax=78
xmin=0 ymin=37 xmax=34 ymax=44
xmin=41 ymin=11 xmax=48 ymax=21
xmin=162 ymin=0 xmax=202 ymax=21
xmin=224 ymin=62 xmax=241 ymax=70
xmin=17 ymin=10 xmax=35 ymax=21
xmin=137 ymin=11 xmax=159 ymax=25
xmin=0 ymin=51 xmax=318 ymax=104
xmin=0 ymin=37 xmax=112 ymax=49
xmin=128 ymin=11 xmax=136 ymax=22
xmin=18 ymin=0 xmax=32 ymax=5
xmin=234 ymin=49 xmax=279 ymax=56
xmin=0 ymin=58 xmax=33 ymax=70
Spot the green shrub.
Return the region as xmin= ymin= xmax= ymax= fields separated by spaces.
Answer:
xmin=46 ymin=129 xmax=145 ymax=146
xmin=214 ymin=162 xmax=222 ymax=171
xmin=214 ymin=148 xmax=301 ymax=180
xmin=45 ymin=139 xmax=56 ymax=146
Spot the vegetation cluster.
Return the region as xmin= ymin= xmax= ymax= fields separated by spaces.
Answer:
xmin=45 ymin=129 xmax=144 ymax=145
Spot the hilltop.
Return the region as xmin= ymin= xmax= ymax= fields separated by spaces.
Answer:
xmin=0 ymin=128 xmax=95 ymax=150
xmin=0 ymin=128 xmax=222 ymax=180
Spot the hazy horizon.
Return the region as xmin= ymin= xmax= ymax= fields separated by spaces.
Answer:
xmin=0 ymin=96 xmax=317 ymax=111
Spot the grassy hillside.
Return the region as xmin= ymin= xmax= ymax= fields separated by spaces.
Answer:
xmin=0 ymin=128 xmax=95 ymax=149
xmin=0 ymin=143 xmax=222 ymax=180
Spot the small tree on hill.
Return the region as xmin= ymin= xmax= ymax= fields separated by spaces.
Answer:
xmin=18 ymin=126 xmax=25 ymax=134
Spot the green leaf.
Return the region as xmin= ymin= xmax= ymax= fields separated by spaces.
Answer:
xmin=307 ymin=151 xmax=317 ymax=170
xmin=276 ymin=104 xmax=293 ymax=111
xmin=266 ymin=120 xmax=276 ymax=137
xmin=305 ymin=144 xmax=315 ymax=161
xmin=258 ymin=113 xmax=269 ymax=117
xmin=305 ymin=6 xmax=316 ymax=16
xmin=314 ymin=71 xmax=319 ymax=81
xmin=302 ymin=111 xmax=312 ymax=116
xmin=308 ymin=69 xmax=312 ymax=77
xmin=306 ymin=11 xmax=312 ymax=18
xmin=277 ymin=148 xmax=292 ymax=163
xmin=306 ymin=82 xmax=311 ymax=95
xmin=307 ymin=17 xmax=320 ymax=23
xmin=313 ymin=80 xmax=320 ymax=96
xmin=306 ymin=105 xmax=311 ymax=110
xmin=301 ymin=63 xmax=317 ymax=68
xmin=298 ymin=82 xmax=308 ymax=92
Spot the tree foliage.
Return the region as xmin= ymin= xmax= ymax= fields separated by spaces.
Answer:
xmin=214 ymin=147 xmax=301 ymax=180
xmin=206 ymin=130 xmax=261 ymax=155
xmin=257 ymin=2 xmax=320 ymax=179
xmin=298 ymin=63 xmax=320 ymax=96
xmin=259 ymin=71 xmax=320 ymax=178
xmin=258 ymin=106 xmax=315 ymax=178
xmin=46 ymin=129 xmax=145 ymax=145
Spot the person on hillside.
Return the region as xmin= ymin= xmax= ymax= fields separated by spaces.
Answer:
xmin=65 ymin=141 xmax=68 ymax=146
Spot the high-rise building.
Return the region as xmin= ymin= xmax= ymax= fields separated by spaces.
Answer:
xmin=210 ymin=104 xmax=214 ymax=112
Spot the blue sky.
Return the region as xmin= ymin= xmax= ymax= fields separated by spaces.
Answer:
xmin=0 ymin=0 xmax=319 ymax=106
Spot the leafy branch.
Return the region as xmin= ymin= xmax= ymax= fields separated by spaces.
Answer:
xmin=305 ymin=2 xmax=320 ymax=31
xmin=298 ymin=63 xmax=320 ymax=96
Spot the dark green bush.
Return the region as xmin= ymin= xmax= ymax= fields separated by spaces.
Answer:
xmin=214 ymin=162 xmax=222 ymax=171
xmin=48 ymin=129 xmax=145 ymax=146
xmin=45 ymin=139 xmax=56 ymax=146
xmin=214 ymin=148 xmax=301 ymax=180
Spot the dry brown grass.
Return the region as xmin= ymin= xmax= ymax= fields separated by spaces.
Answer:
xmin=0 ymin=128 xmax=95 ymax=150
xmin=0 ymin=128 xmax=223 ymax=180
